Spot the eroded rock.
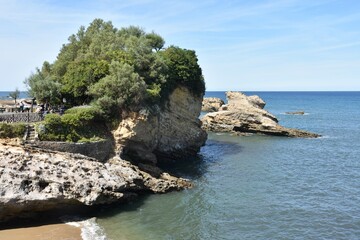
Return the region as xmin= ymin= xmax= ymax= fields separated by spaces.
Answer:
xmin=201 ymin=92 xmax=320 ymax=138
xmin=201 ymin=97 xmax=225 ymax=112
xmin=0 ymin=144 xmax=191 ymax=222
xmin=114 ymin=86 xmax=207 ymax=163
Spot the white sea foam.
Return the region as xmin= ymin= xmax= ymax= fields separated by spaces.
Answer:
xmin=65 ymin=217 xmax=108 ymax=240
xmin=280 ymin=112 xmax=310 ymax=115
xmin=317 ymin=135 xmax=334 ymax=139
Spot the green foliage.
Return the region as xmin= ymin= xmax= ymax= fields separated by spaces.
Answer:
xmin=25 ymin=19 xmax=204 ymax=119
xmin=65 ymin=106 xmax=101 ymax=121
xmin=44 ymin=114 xmax=62 ymax=129
xmin=0 ymin=123 xmax=26 ymax=138
xmin=62 ymin=59 xmax=109 ymax=105
xmin=160 ymin=46 xmax=205 ymax=98
xmin=89 ymin=61 xmax=146 ymax=116
xmin=40 ymin=107 xmax=105 ymax=142
xmin=24 ymin=67 xmax=62 ymax=104
xmin=145 ymin=32 xmax=165 ymax=51
xmin=146 ymin=83 xmax=161 ymax=103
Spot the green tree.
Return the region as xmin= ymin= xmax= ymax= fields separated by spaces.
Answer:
xmin=145 ymin=31 xmax=165 ymax=51
xmin=62 ymin=59 xmax=109 ymax=105
xmin=24 ymin=69 xmax=61 ymax=105
xmin=9 ymin=88 xmax=20 ymax=105
xmin=161 ymin=46 xmax=205 ymax=97
xmin=89 ymin=61 xmax=146 ymax=117
xmin=24 ymin=19 xmax=205 ymax=119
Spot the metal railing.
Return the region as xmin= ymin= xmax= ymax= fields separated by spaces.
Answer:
xmin=0 ymin=112 xmax=44 ymax=123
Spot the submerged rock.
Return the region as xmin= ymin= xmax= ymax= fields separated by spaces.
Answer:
xmin=201 ymin=97 xmax=225 ymax=112
xmin=201 ymin=92 xmax=320 ymax=138
xmin=285 ymin=111 xmax=305 ymax=115
xmin=0 ymin=144 xmax=191 ymax=222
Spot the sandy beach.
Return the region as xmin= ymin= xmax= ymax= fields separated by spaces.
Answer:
xmin=0 ymin=223 xmax=82 ymax=240
xmin=0 ymin=99 xmax=16 ymax=107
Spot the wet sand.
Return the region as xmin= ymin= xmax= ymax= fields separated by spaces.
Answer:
xmin=0 ymin=223 xmax=82 ymax=240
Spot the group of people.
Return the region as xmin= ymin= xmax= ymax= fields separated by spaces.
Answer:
xmin=19 ymin=101 xmax=30 ymax=112
xmin=35 ymin=103 xmax=66 ymax=115
xmin=17 ymin=100 xmax=66 ymax=115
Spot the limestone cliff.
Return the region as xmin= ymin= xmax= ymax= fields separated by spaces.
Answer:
xmin=0 ymin=144 xmax=191 ymax=222
xmin=201 ymin=97 xmax=224 ymax=112
xmin=113 ymin=86 xmax=207 ymax=163
xmin=0 ymin=86 xmax=206 ymax=222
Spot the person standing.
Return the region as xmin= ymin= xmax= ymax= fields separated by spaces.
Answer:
xmin=20 ymin=101 xmax=24 ymax=112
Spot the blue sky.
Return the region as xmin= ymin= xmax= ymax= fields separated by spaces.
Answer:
xmin=0 ymin=0 xmax=360 ymax=91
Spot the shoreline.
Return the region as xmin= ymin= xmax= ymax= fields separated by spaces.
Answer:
xmin=0 ymin=223 xmax=82 ymax=240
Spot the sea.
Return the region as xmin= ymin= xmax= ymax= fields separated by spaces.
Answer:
xmin=3 ymin=91 xmax=360 ymax=239
xmin=95 ymin=91 xmax=360 ymax=240
xmin=0 ymin=91 xmax=29 ymax=100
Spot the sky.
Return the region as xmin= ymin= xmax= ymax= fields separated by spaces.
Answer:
xmin=0 ymin=0 xmax=360 ymax=91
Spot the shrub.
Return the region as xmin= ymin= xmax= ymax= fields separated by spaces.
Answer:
xmin=0 ymin=123 xmax=26 ymax=138
xmin=65 ymin=106 xmax=101 ymax=122
xmin=160 ymin=46 xmax=205 ymax=99
xmin=39 ymin=107 xmax=107 ymax=142
xmin=44 ymin=114 xmax=62 ymax=130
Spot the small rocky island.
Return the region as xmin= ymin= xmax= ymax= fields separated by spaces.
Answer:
xmin=201 ymin=92 xmax=320 ymax=138
xmin=0 ymin=86 xmax=206 ymax=222
xmin=0 ymin=19 xmax=207 ymax=222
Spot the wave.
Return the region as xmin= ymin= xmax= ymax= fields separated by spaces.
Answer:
xmin=65 ymin=217 xmax=108 ymax=240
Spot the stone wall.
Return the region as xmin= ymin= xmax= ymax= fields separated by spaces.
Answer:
xmin=34 ymin=140 xmax=114 ymax=162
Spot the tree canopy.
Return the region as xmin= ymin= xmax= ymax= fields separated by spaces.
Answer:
xmin=24 ymin=19 xmax=205 ymax=118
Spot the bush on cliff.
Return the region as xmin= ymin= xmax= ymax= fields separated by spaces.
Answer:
xmin=0 ymin=123 xmax=26 ymax=138
xmin=40 ymin=107 xmax=106 ymax=142
xmin=160 ymin=46 xmax=205 ymax=99
xmin=24 ymin=18 xmax=205 ymax=119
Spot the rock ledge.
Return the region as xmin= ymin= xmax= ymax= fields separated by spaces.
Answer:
xmin=0 ymin=143 xmax=191 ymax=222
xmin=201 ymin=92 xmax=320 ymax=138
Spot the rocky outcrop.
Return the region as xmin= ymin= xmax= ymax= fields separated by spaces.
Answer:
xmin=201 ymin=92 xmax=320 ymax=138
xmin=0 ymin=86 xmax=206 ymax=222
xmin=285 ymin=111 xmax=305 ymax=115
xmin=201 ymin=97 xmax=224 ymax=112
xmin=0 ymin=144 xmax=191 ymax=222
xmin=114 ymin=86 xmax=207 ymax=163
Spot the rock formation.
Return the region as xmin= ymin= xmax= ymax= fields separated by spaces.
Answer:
xmin=113 ymin=86 xmax=207 ymax=163
xmin=201 ymin=92 xmax=320 ymax=138
xmin=0 ymin=86 xmax=206 ymax=222
xmin=201 ymin=97 xmax=224 ymax=112
xmin=0 ymin=144 xmax=191 ymax=222
xmin=285 ymin=111 xmax=305 ymax=115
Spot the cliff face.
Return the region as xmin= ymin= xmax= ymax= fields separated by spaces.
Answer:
xmin=0 ymin=86 xmax=206 ymax=222
xmin=113 ymin=86 xmax=207 ymax=163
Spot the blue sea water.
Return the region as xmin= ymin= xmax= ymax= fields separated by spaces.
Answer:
xmin=0 ymin=91 xmax=29 ymax=100
xmin=95 ymin=91 xmax=360 ymax=240
xmin=2 ymin=90 xmax=357 ymax=239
